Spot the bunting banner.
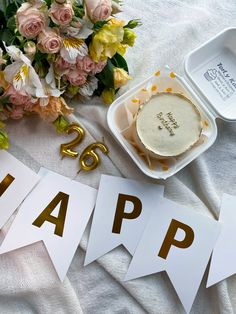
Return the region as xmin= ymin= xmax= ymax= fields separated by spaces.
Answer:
xmin=0 ymin=152 xmax=234 ymax=314
xmin=84 ymin=174 xmax=164 ymax=265
xmin=0 ymin=150 xmax=39 ymax=229
xmin=207 ymin=193 xmax=236 ymax=287
xmin=0 ymin=168 xmax=97 ymax=281
xmin=125 ymin=197 xmax=221 ymax=313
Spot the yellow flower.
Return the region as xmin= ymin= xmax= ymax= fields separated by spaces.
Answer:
xmin=114 ymin=68 xmax=132 ymax=89
xmin=123 ymin=28 xmax=136 ymax=47
xmin=101 ymin=88 xmax=115 ymax=105
xmin=89 ymin=18 xmax=127 ymax=62
xmin=108 ymin=18 xmax=125 ymax=27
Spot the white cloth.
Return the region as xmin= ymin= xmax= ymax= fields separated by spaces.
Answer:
xmin=1 ymin=0 xmax=236 ymax=313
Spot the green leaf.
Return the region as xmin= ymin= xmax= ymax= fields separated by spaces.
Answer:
xmin=15 ymin=0 xmax=24 ymax=5
xmin=93 ymin=20 xmax=108 ymax=32
xmin=96 ymin=59 xmax=114 ymax=88
xmin=34 ymin=51 xmax=48 ymax=62
xmin=49 ymin=19 xmax=57 ymax=28
xmin=0 ymin=29 xmax=14 ymax=45
xmin=7 ymin=16 xmax=16 ymax=32
xmin=6 ymin=2 xmax=17 ymax=19
xmin=45 ymin=0 xmax=52 ymax=6
xmin=73 ymin=3 xmax=84 ymax=18
xmin=53 ymin=115 xmax=70 ymax=133
xmin=94 ymin=80 xmax=105 ymax=97
xmin=111 ymin=53 xmax=129 ymax=73
xmin=0 ymin=96 xmax=10 ymax=105
xmin=0 ymin=1 xmax=7 ymax=13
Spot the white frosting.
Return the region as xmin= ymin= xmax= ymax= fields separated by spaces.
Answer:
xmin=136 ymin=93 xmax=202 ymax=157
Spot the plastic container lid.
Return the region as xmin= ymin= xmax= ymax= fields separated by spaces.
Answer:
xmin=185 ymin=27 xmax=236 ymax=121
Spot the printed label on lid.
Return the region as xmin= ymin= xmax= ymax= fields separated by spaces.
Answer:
xmin=190 ymin=48 xmax=236 ymax=117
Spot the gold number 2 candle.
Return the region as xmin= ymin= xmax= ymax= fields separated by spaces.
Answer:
xmin=60 ymin=124 xmax=85 ymax=158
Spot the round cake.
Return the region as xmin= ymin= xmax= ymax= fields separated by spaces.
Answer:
xmin=135 ymin=93 xmax=202 ymax=158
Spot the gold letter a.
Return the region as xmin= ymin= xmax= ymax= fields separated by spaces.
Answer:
xmin=32 ymin=192 xmax=69 ymax=237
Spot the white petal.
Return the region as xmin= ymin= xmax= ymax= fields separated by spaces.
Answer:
xmin=4 ymin=43 xmax=32 ymax=65
xmin=25 ymin=85 xmax=37 ymax=96
xmin=20 ymin=54 xmax=32 ymax=67
xmin=28 ymin=67 xmax=46 ymax=98
xmin=61 ymin=39 xmax=88 ymax=63
xmin=13 ymin=78 xmax=24 ymax=91
xmin=4 ymin=44 xmax=22 ymax=61
xmin=52 ymin=88 xmax=63 ymax=97
xmin=76 ymin=27 xmax=93 ymax=39
xmin=79 ymin=77 xmax=98 ymax=97
xmin=60 ymin=47 xmax=77 ymax=64
xmin=4 ymin=62 xmax=22 ymax=83
xmin=77 ymin=43 xmax=88 ymax=57
xmin=46 ymin=65 xmax=56 ymax=87
xmin=35 ymin=86 xmax=47 ymax=98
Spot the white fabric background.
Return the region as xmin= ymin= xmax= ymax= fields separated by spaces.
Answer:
xmin=1 ymin=0 xmax=236 ymax=313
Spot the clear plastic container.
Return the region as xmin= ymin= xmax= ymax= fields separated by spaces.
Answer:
xmin=107 ymin=28 xmax=236 ymax=179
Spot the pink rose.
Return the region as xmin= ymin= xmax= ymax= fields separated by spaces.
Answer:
xmin=56 ymin=57 xmax=72 ymax=70
xmin=66 ymin=69 xmax=87 ymax=86
xmin=77 ymin=56 xmax=95 ymax=73
xmin=85 ymin=0 xmax=112 ymax=22
xmin=4 ymin=85 xmax=31 ymax=106
xmin=64 ymin=19 xmax=83 ymax=37
xmin=10 ymin=106 xmax=24 ymax=120
xmin=55 ymin=56 xmax=74 ymax=76
xmin=24 ymin=99 xmax=37 ymax=111
xmin=24 ymin=101 xmax=37 ymax=111
xmin=92 ymin=60 xmax=107 ymax=75
xmin=16 ymin=2 xmax=47 ymax=39
xmin=38 ymin=28 xmax=62 ymax=54
xmin=50 ymin=1 xmax=74 ymax=26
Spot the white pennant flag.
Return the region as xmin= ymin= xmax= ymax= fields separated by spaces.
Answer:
xmin=0 ymin=150 xmax=39 ymax=229
xmin=125 ymin=197 xmax=221 ymax=313
xmin=0 ymin=168 xmax=97 ymax=281
xmin=207 ymin=193 xmax=236 ymax=287
xmin=84 ymin=175 xmax=164 ymax=265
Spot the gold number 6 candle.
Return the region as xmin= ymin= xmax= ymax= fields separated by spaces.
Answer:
xmin=79 ymin=143 xmax=109 ymax=172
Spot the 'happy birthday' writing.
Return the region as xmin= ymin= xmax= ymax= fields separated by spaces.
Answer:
xmin=156 ymin=112 xmax=180 ymax=136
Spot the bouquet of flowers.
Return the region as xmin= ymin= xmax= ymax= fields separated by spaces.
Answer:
xmin=0 ymin=0 xmax=140 ymax=148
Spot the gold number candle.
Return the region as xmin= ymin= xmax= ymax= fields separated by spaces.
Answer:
xmin=79 ymin=143 xmax=109 ymax=172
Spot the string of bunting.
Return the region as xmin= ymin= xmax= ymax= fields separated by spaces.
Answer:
xmin=0 ymin=150 xmax=233 ymax=313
